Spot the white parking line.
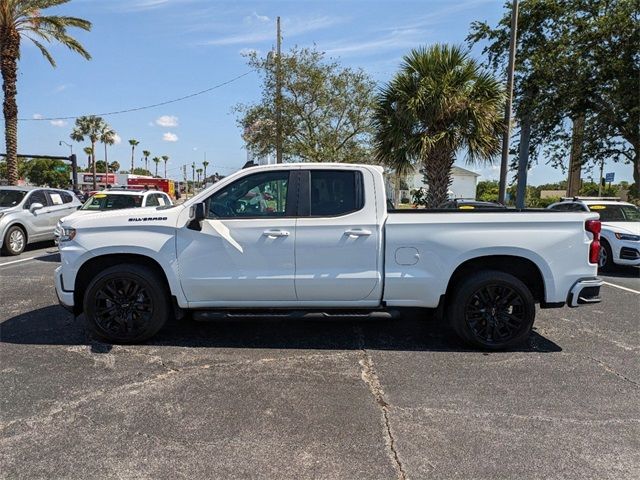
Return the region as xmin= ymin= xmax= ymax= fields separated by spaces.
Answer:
xmin=603 ymin=281 xmax=640 ymax=295
xmin=0 ymin=253 xmax=57 ymax=267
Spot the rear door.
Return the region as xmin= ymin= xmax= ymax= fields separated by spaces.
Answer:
xmin=46 ymin=190 xmax=79 ymax=224
xmin=294 ymin=168 xmax=382 ymax=302
xmin=23 ymin=190 xmax=51 ymax=240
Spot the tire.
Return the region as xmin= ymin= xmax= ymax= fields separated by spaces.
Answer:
xmin=2 ymin=225 xmax=26 ymax=256
xmin=598 ymin=239 xmax=614 ymax=272
xmin=83 ymin=264 xmax=170 ymax=343
xmin=447 ymin=270 xmax=536 ymax=350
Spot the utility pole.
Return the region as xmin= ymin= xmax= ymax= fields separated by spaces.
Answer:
xmin=192 ymin=162 xmax=196 ymax=192
xmin=183 ymin=164 xmax=188 ymax=199
xmin=275 ymin=16 xmax=283 ymax=164
xmin=498 ymin=0 xmax=519 ymax=204
xmin=598 ymin=158 xmax=605 ymax=197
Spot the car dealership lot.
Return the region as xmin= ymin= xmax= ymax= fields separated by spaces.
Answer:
xmin=1 ymin=244 xmax=639 ymax=479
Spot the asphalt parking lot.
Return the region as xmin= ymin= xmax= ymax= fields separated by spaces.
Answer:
xmin=1 ymin=243 xmax=639 ymax=479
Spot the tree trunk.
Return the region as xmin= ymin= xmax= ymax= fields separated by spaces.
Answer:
xmin=422 ymin=149 xmax=455 ymax=208
xmin=567 ymin=113 xmax=585 ymax=197
xmin=131 ymin=146 xmax=135 ymax=173
xmin=1 ymin=29 xmax=20 ymax=185
xmin=91 ymin=142 xmax=97 ymax=190
xmin=164 ymin=162 xmax=167 ymax=179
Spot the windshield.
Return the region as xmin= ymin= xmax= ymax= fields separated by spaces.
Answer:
xmin=588 ymin=204 xmax=640 ymax=222
xmin=81 ymin=193 xmax=143 ymax=211
xmin=0 ymin=189 xmax=27 ymax=208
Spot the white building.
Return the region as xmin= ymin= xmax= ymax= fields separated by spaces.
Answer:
xmin=405 ymin=165 xmax=480 ymax=199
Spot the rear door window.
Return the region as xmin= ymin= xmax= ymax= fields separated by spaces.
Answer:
xmin=309 ymin=170 xmax=363 ymax=216
xmin=25 ymin=190 xmax=49 ymax=208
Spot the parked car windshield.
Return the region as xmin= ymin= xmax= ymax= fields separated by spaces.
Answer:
xmin=81 ymin=193 xmax=143 ymax=210
xmin=588 ymin=204 xmax=640 ymax=222
xmin=0 ymin=189 xmax=27 ymax=207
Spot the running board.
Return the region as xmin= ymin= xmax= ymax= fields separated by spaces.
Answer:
xmin=192 ymin=310 xmax=400 ymax=322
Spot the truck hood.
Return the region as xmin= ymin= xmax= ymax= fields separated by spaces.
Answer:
xmin=602 ymin=222 xmax=640 ymax=235
xmin=60 ymin=205 xmax=186 ymax=229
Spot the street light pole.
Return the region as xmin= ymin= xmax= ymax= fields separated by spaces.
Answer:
xmin=59 ymin=140 xmax=73 ymax=155
xmin=498 ymin=0 xmax=519 ymax=205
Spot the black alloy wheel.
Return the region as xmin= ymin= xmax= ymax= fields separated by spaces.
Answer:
xmin=448 ymin=270 xmax=535 ymax=350
xmin=84 ymin=264 xmax=169 ymax=343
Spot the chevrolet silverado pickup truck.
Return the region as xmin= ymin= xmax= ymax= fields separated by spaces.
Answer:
xmin=55 ymin=163 xmax=603 ymax=349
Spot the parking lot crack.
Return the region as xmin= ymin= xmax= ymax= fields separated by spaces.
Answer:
xmin=583 ymin=355 xmax=640 ymax=388
xmin=354 ymin=327 xmax=409 ymax=480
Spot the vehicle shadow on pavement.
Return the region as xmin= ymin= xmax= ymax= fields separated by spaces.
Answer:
xmin=0 ymin=305 xmax=562 ymax=354
xmin=600 ymin=265 xmax=640 ymax=279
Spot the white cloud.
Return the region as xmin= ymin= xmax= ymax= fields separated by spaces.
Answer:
xmin=163 ymin=132 xmax=179 ymax=142
xmin=50 ymin=119 xmax=67 ymax=127
xmin=243 ymin=12 xmax=270 ymax=25
xmin=33 ymin=113 xmax=43 ymax=119
xmin=113 ymin=133 xmax=122 ymax=145
xmin=323 ymin=28 xmax=426 ymax=57
xmin=156 ymin=115 xmax=179 ymax=127
xmin=54 ymin=84 xmax=73 ymax=93
xmin=201 ymin=15 xmax=342 ymax=46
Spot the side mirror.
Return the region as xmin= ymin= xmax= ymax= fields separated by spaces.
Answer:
xmin=194 ymin=202 xmax=206 ymax=221
xmin=29 ymin=202 xmax=44 ymax=213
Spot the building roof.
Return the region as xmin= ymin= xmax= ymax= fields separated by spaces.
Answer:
xmin=450 ymin=165 xmax=481 ymax=177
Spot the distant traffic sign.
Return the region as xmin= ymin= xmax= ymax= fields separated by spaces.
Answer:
xmin=54 ymin=166 xmax=68 ymax=173
xmin=605 ymin=172 xmax=615 ymax=183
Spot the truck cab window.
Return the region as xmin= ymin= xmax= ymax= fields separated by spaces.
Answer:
xmin=206 ymin=171 xmax=289 ymax=218
xmin=310 ymin=170 xmax=363 ymax=216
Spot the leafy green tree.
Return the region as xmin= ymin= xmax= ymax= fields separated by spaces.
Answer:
xmin=132 ymin=167 xmax=152 ymax=176
xmin=128 ymin=139 xmax=139 ymax=173
xmin=70 ymin=115 xmax=106 ymax=189
xmin=236 ymin=47 xmax=377 ymax=163
xmin=22 ymin=158 xmax=69 ymax=187
xmin=373 ymin=45 xmax=504 ymax=207
xmin=476 ymin=180 xmax=500 ymax=202
xmin=0 ymin=0 xmax=91 ymax=185
xmin=468 ymin=0 xmax=639 ymax=193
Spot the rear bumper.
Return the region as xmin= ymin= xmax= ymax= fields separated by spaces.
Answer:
xmin=567 ymin=277 xmax=603 ymax=307
xmin=54 ymin=266 xmax=75 ymax=312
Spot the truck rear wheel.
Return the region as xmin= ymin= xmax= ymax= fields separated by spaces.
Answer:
xmin=447 ymin=270 xmax=535 ymax=350
xmin=83 ymin=264 xmax=170 ymax=343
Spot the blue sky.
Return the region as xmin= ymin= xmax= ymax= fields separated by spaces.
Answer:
xmin=8 ymin=0 xmax=634 ymax=184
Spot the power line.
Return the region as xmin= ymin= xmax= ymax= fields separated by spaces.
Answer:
xmin=19 ymin=70 xmax=255 ymax=122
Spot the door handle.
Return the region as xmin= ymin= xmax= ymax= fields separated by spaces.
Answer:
xmin=263 ymin=229 xmax=290 ymax=237
xmin=344 ymin=228 xmax=372 ymax=237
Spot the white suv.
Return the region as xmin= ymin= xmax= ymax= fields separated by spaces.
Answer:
xmin=548 ymin=197 xmax=640 ymax=270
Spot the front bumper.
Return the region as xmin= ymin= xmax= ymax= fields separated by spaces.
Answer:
xmin=55 ymin=266 xmax=75 ymax=312
xmin=567 ymin=277 xmax=603 ymax=307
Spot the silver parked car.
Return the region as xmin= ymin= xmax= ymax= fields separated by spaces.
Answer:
xmin=0 ymin=186 xmax=82 ymax=255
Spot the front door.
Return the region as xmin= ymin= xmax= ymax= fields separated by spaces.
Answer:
xmin=177 ymin=170 xmax=297 ymax=306
xmin=295 ymin=169 xmax=382 ymax=302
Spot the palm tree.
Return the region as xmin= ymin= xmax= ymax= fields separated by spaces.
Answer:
xmin=374 ymin=44 xmax=504 ymax=207
xmin=196 ymin=168 xmax=203 ymax=186
xmin=83 ymin=146 xmax=93 ymax=169
xmin=99 ymin=124 xmax=116 ymax=180
xmin=128 ymin=139 xmax=139 ymax=173
xmin=152 ymin=157 xmax=160 ymax=177
xmin=202 ymin=160 xmax=209 ymax=183
xmin=71 ymin=116 xmax=106 ymax=190
xmin=161 ymin=155 xmax=169 ymax=179
xmin=1 ymin=1 xmax=91 ymax=185
xmin=142 ymin=150 xmax=150 ymax=173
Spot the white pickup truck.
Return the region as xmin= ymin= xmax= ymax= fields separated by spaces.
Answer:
xmin=55 ymin=163 xmax=603 ymax=349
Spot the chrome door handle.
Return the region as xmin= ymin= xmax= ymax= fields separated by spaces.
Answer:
xmin=344 ymin=228 xmax=372 ymax=237
xmin=263 ymin=229 xmax=290 ymax=237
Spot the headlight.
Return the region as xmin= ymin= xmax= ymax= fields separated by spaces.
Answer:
xmin=58 ymin=227 xmax=77 ymax=242
xmin=614 ymin=233 xmax=640 ymax=241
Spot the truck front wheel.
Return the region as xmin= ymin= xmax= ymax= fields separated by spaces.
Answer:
xmin=447 ymin=270 xmax=535 ymax=350
xmin=83 ymin=264 xmax=170 ymax=343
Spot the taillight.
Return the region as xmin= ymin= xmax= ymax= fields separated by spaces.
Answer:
xmin=585 ymin=220 xmax=601 ymax=264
